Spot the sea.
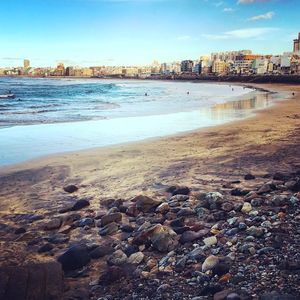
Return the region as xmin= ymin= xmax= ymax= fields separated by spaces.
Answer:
xmin=0 ymin=77 xmax=280 ymax=166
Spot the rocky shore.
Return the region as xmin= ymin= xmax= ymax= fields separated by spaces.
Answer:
xmin=1 ymin=168 xmax=300 ymax=300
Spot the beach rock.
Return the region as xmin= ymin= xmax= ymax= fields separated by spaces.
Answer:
xmin=231 ymin=188 xmax=250 ymax=197
xmin=180 ymin=229 xmax=210 ymax=244
xmin=273 ymin=172 xmax=290 ymax=181
xmin=227 ymin=293 xmax=241 ymax=300
xmin=107 ymin=250 xmax=128 ymax=266
xmin=177 ymin=207 xmax=195 ymax=217
xmin=120 ymin=224 xmax=135 ymax=233
xmin=156 ymin=202 xmax=169 ymax=214
xmin=47 ymin=233 xmax=70 ymax=244
xmin=171 ymin=186 xmax=190 ymax=196
xmin=169 ymin=194 xmax=189 ymax=202
xmin=241 ymin=202 xmax=252 ymax=214
xmin=100 ymin=213 xmax=122 ymax=226
xmin=90 ymin=245 xmax=114 ymax=259
xmin=205 ymin=192 xmax=224 ymax=209
xmin=63 ymin=185 xmax=78 ymax=193
xmin=203 ymin=236 xmax=218 ymax=247
xmin=58 ymin=244 xmax=91 ymax=271
xmin=259 ymin=292 xmax=297 ymax=300
xmin=38 ymin=243 xmax=54 ymax=253
xmin=246 ymin=226 xmax=264 ymax=237
xmin=98 ymin=266 xmax=126 ymax=286
xmin=132 ymin=195 xmax=161 ymax=212
xmin=125 ymin=205 xmax=139 ymax=217
xmin=202 ymin=255 xmax=219 ymax=272
xmin=44 ymin=218 xmax=62 ymax=230
xmin=14 ymin=227 xmax=26 ymax=234
xmin=212 ymin=259 xmax=231 ymax=276
xmin=128 ymin=252 xmax=144 ymax=265
xmin=99 ymin=222 xmax=119 ymax=236
xmin=257 ymin=183 xmax=273 ymax=194
xmin=271 ymin=195 xmax=288 ymax=206
xmin=221 ymin=202 xmax=234 ymax=212
xmin=62 ymin=199 xmax=90 ymax=212
xmin=150 ymin=224 xmax=178 ymax=252
xmin=78 ymin=217 xmax=94 ymax=227
xmin=244 ymin=174 xmax=255 ymax=180
xmin=213 ymin=289 xmax=232 ymax=300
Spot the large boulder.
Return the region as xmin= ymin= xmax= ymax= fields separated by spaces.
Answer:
xmin=133 ymin=224 xmax=178 ymax=252
xmin=58 ymin=244 xmax=90 ymax=271
xmin=133 ymin=195 xmax=162 ymax=212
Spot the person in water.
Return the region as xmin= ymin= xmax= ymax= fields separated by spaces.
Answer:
xmin=145 ymin=93 xmax=148 ymax=96
xmin=187 ymin=91 xmax=190 ymax=95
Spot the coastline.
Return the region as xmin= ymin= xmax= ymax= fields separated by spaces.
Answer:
xmin=0 ymin=83 xmax=299 ymax=213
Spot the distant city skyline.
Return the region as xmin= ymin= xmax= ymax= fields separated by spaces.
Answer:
xmin=0 ymin=0 xmax=299 ymax=67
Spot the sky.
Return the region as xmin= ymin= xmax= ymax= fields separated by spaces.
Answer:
xmin=0 ymin=0 xmax=299 ymax=67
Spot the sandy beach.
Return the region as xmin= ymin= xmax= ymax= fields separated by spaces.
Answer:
xmin=0 ymin=83 xmax=299 ymax=214
xmin=0 ymin=83 xmax=300 ymax=299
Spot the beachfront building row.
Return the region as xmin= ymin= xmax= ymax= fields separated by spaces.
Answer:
xmin=1 ymin=33 xmax=300 ymax=78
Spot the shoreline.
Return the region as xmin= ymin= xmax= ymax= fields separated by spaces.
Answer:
xmin=0 ymin=81 xmax=271 ymax=168
xmin=0 ymin=83 xmax=299 ymax=209
xmin=0 ymin=82 xmax=289 ymax=172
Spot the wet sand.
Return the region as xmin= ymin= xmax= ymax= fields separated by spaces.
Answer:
xmin=0 ymin=83 xmax=299 ymax=215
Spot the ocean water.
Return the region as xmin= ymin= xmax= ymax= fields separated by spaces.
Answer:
xmin=0 ymin=77 xmax=277 ymax=166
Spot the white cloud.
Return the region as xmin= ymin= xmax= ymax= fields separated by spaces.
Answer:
xmin=202 ymin=27 xmax=277 ymax=40
xmin=248 ymin=11 xmax=275 ymax=21
xmin=223 ymin=7 xmax=235 ymax=12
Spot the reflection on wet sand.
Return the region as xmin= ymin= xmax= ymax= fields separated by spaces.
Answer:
xmin=208 ymin=92 xmax=271 ymax=121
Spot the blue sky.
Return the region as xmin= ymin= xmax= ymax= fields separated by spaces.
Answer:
xmin=0 ymin=0 xmax=299 ymax=67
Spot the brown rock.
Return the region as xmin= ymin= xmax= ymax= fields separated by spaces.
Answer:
xmin=133 ymin=195 xmax=162 ymax=212
xmin=100 ymin=213 xmax=122 ymax=227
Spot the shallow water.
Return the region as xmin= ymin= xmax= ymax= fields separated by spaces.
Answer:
xmin=0 ymin=78 xmax=279 ymax=166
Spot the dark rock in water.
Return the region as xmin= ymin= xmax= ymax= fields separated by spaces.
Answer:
xmin=63 ymin=185 xmax=78 ymax=193
xmin=132 ymin=195 xmax=161 ymax=212
xmin=58 ymin=244 xmax=90 ymax=271
xmin=231 ymin=188 xmax=250 ymax=196
xmin=244 ymin=174 xmax=255 ymax=180
xmin=100 ymin=213 xmax=122 ymax=226
xmin=171 ymin=186 xmax=190 ymax=196
xmin=259 ymin=292 xmax=297 ymax=300
xmin=98 ymin=266 xmax=126 ymax=285
xmin=90 ymin=245 xmax=114 ymax=259
xmin=47 ymin=233 xmax=70 ymax=244
xmin=14 ymin=227 xmax=26 ymax=234
xmin=72 ymin=199 xmax=90 ymax=211
xmin=179 ymin=229 xmax=210 ymax=244
xmin=38 ymin=243 xmax=54 ymax=253
xmin=99 ymin=222 xmax=119 ymax=236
